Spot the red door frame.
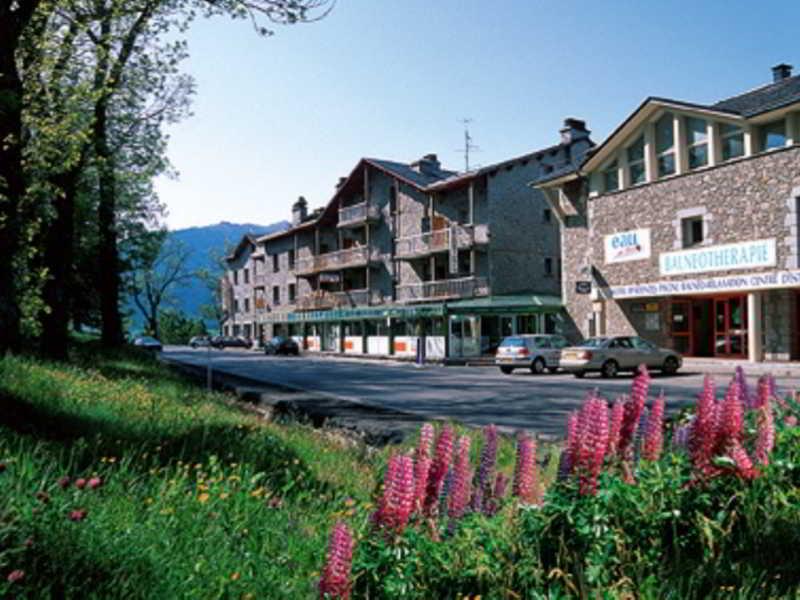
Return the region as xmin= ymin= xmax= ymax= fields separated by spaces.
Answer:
xmin=713 ymin=295 xmax=748 ymax=358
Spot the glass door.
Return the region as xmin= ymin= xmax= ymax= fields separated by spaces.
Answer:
xmin=714 ymin=296 xmax=747 ymax=358
xmin=670 ymin=300 xmax=693 ymax=355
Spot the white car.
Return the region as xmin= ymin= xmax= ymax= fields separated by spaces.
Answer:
xmin=560 ymin=336 xmax=682 ymax=378
xmin=495 ymin=334 xmax=569 ymax=375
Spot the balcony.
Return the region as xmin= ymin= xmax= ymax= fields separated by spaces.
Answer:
xmin=295 ymin=245 xmax=380 ymax=276
xmin=395 ymin=224 xmax=489 ymax=259
xmin=395 ymin=276 xmax=489 ymax=303
xmin=338 ymin=202 xmax=380 ymax=228
xmin=295 ymin=288 xmax=382 ymax=311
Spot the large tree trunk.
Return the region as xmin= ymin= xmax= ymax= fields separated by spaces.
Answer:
xmin=40 ymin=169 xmax=78 ymax=360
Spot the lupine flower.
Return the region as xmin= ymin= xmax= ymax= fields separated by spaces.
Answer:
xmin=319 ymin=522 xmax=354 ymax=599
xmin=633 ymin=408 xmax=649 ymax=465
xmin=642 ymin=394 xmax=665 ymax=462
xmin=424 ymin=425 xmax=454 ymax=515
xmin=513 ymin=432 xmax=538 ymax=503
xmin=448 ymin=436 xmax=473 ymax=522
xmin=485 ymin=472 xmax=509 ymax=516
xmin=74 ymin=478 xmax=87 ymax=490
xmin=88 ymin=477 xmax=103 ymax=490
xmin=417 ymin=423 xmax=435 ymax=458
xmin=558 ymin=412 xmax=579 ymax=479
xmin=689 ymin=375 xmax=718 ymax=474
xmin=374 ymin=454 xmax=415 ymax=534
xmin=68 ymin=509 xmax=88 ymax=522
xmin=672 ymin=419 xmax=693 ymax=451
xmin=619 ymin=366 xmax=650 ymax=456
xmin=718 ymin=379 xmax=744 ymax=442
xmin=755 ymin=375 xmax=771 ymax=409
xmin=734 ymin=366 xmax=755 ymax=409
xmin=574 ymin=393 xmax=609 ymax=496
xmin=471 ymin=424 xmax=498 ymax=512
xmin=412 ymin=455 xmax=431 ymax=514
xmin=607 ymin=399 xmax=625 ymax=456
xmin=754 ymin=402 xmax=775 ymax=466
xmin=7 ymin=570 xmax=25 ymax=584
xmin=729 ymin=439 xmax=757 ymax=480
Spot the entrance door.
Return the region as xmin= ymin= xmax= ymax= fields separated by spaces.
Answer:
xmin=714 ymin=296 xmax=747 ymax=358
xmin=670 ymin=300 xmax=693 ymax=355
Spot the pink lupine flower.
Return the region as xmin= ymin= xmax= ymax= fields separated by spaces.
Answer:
xmin=448 ymin=436 xmax=473 ymax=521
xmin=729 ymin=439 xmax=757 ymax=480
xmin=718 ymin=379 xmax=744 ymax=443
xmin=68 ymin=509 xmax=88 ymax=522
xmin=642 ymin=393 xmax=665 ymax=462
xmin=754 ymin=402 xmax=775 ymax=466
xmin=574 ymin=394 xmax=609 ymax=496
xmin=413 ymin=455 xmax=431 ymax=514
xmin=7 ymin=569 xmax=25 ymax=584
xmin=471 ymin=424 xmax=498 ymax=512
xmin=558 ymin=411 xmax=580 ymax=479
xmin=375 ymin=454 xmax=415 ymax=534
xmin=607 ymin=399 xmax=624 ymax=456
xmin=689 ymin=375 xmax=718 ymax=475
xmin=417 ymin=423 xmax=435 ymax=459
xmin=513 ymin=432 xmax=538 ymax=503
xmin=88 ymin=477 xmax=103 ymax=490
xmin=74 ymin=478 xmax=87 ymax=490
xmin=319 ymin=522 xmax=354 ymax=599
xmin=619 ymin=366 xmax=650 ymax=456
xmin=755 ymin=375 xmax=771 ymax=410
xmin=484 ymin=472 xmax=509 ymax=516
xmin=424 ymin=425 xmax=454 ymax=515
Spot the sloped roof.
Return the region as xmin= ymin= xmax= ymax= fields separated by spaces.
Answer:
xmin=365 ymin=158 xmax=455 ymax=188
xmin=713 ymin=73 xmax=800 ymax=117
xmin=225 ymin=233 xmax=258 ymax=261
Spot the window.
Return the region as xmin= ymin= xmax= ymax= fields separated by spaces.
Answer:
xmin=288 ymin=250 xmax=295 ymax=270
xmin=655 ymin=113 xmax=676 ymax=177
xmin=288 ymin=283 xmax=296 ymax=303
xmin=543 ymin=208 xmax=552 ymax=223
xmin=686 ymin=117 xmax=708 ymax=169
xmin=234 ymin=299 xmax=239 ymax=313
xmin=244 ymin=298 xmax=250 ymax=312
xmin=243 ymin=268 xmax=249 ymax=284
xmin=761 ymin=119 xmax=786 ymax=151
xmin=627 ymin=136 xmax=646 ymax=185
xmin=603 ymin=161 xmax=619 ymax=192
xmin=721 ymin=123 xmax=744 ymax=160
xmin=273 ymin=286 xmax=280 ymax=305
xmin=544 ymin=257 xmax=553 ymax=277
xmin=272 ymin=254 xmax=280 ymax=273
xmin=681 ymin=216 xmax=704 ymax=248
xmin=233 ymin=271 xmax=238 ymax=285
xmin=457 ymin=250 xmax=471 ymax=275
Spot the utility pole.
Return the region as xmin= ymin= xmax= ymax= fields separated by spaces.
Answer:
xmin=457 ymin=118 xmax=479 ymax=172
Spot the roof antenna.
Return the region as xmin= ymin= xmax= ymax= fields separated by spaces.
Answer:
xmin=456 ymin=118 xmax=479 ymax=172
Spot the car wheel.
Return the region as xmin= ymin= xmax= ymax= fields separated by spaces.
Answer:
xmin=573 ymin=371 xmax=586 ymax=379
xmin=500 ymin=366 xmax=513 ymax=375
xmin=530 ymin=357 xmax=546 ymax=375
xmin=662 ymin=356 xmax=679 ymax=375
xmin=601 ymin=360 xmax=619 ymax=379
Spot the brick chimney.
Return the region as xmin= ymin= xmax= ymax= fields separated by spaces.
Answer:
xmin=560 ymin=118 xmax=590 ymax=145
xmin=772 ymin=63 xmax=793 ymax=83
xmin=411 ymin=153 xmax=441 ymax=176
xmin=291 ymin=196 xmax=307 ymax=226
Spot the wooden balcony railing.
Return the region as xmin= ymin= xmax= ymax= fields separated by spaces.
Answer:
xmin=395 ymin=276 xmax=489 ymax=302
xmin=395 ymin=224 xmax=488 ymax=259
xmin=338 ymin=202 xmax=380 ymax=228
xmin=294 ymin=288 xmax=382 ymax=311
xmin=295 ymin=245 xmax=379 ymax=275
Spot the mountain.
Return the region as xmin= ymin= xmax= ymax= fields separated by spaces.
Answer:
xmin=166 ymin=220 xmax=289 ymax=322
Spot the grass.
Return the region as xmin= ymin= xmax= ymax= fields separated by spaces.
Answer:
xmin=0 ymin=340 xmax=525 ymax=598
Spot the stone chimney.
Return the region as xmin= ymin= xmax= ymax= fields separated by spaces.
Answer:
xmin=560 ymin=118 xmax=590 ymax=145
xmin=291 ymin=196 xmax=307 ymax=226
xmin=411 ymin=153 xmax=441 ymax=176
xmin=772 ymin=63 xmax=793 ymax=83
xmin=336 ymin=176 xmax=347 ymax=190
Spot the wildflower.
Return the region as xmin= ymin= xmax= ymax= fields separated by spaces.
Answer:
xmin=754 ymin=402 xmax=775 ymax=466
xmin=619 ymin=366 xmax=650 ymax=456
xmin=319 ymin=522 xmax=354 ymax=599
xmin=607 ymin=399 xmax=624 ymax=456
xmin=471 ymin=424 xmax=498 ymax=512
xmin=198 ymin=493 xmax=210 ymax=504
xmin=574 ymin=393 xmax=609 ymax=496
xmin=512 ymin=432 xmax=538 ymax=504
xmin=230 ymin=572 xmax=240 ymax=581
xmin=7 ymin=569 xmax=25 ymax=584
xmin=374 ymin=454 xmax=415 ymax=534
xmin=485 ymin=472 xmax=509 ymax=516
xmin=68 ymin=509 xmax=88 ymax=522
xmin=642 ymin=394 xmax=665 ymax=462
xmin=448 ymin=436 xmax=473 ymax=522
xmin=689 ymin=375 xmax=718 ymax=475
xmin=75 ymin=478 xmax=87 ymax=490
xmin=88 ymin=477 xmax=103 ymax=490
xmin=729 ymin=439 xmax=757 ymax=479
xmin=417 ymin=423 xmax=435 ymax=458
xmin=558 ymin=411 xmax=579 ymax=480
xmin=718 ymin=379 xmax=744 ymax=442
xmin=412 ymin=454 xmax=431 ymax=514
xmin=424 ymin=425 xmax=454 ymax=515
xmin=57 ymin=476 xmax=71 ymax=490
xmin=734 ymin=366 xmax=755 ymax=409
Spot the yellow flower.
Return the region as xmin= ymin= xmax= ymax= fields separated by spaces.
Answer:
xmin=198 ymin=493 xmax=210 ymax=504
xmin=230 ymin=572 xmax=240 ymax=581
xmin=220 ymin=492 xmax=229 ymax=500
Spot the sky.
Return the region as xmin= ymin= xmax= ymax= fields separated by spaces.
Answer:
xmin=156 ymin=0 xmax=800 ymax=230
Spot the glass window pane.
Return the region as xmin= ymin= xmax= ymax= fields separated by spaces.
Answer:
xmin=603 ymin=161 xmax=618 ymax=192
xmin=627 ymin=136 xmax=644 ymax=162
xmin=689 ymin=143 xmax=708 ymax=169
xmin=655 ymin=114 xmax=674 ymax=154
xmin=762 ymin=120 xmax=786 ymax=150
xmin=722 ymin=133 xmax=744 ymax=160
xmin=686 ymin=118 xmax=708 ymax=145
xmin=630 ymin=162 xmax=646 ymax=185
xmin=658 ymin=153 xmax=676 ymax=177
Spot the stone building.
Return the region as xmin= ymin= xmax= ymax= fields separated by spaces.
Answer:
xmin=222 ymin=119 xmax=593 ymax=359
xmin=538 ymin=64 xmax=800 ymax=362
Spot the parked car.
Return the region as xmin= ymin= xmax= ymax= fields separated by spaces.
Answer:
xmin=210 ymin=335 xmax=251 ymax=349
xmin=495 ymin=334 xmax=569 ymax=375
xmin=189 ymin=336 xmax=212 ymax=348
xmin=133 ymin=336 xmax=162 ymax=352
xmin=560 ymin=336 xmax=682 ymax=378
xmin=263 ymin=336 xmax=300 ymax=356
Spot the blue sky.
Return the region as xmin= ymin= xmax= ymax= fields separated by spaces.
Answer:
xmin=156 ymin=0 xmax=800 ymax=229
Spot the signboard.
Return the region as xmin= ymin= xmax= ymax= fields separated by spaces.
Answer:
xmin=660 ymin=239 xmax=776 ymax=276
xmin=605 ymin=229 xmax=651 ymax=264
xmin=575 ymin=281 xmax=592 ymax=294
xmin=607 ymin=269 xmax=800 ymax=299
xmin=319 ymin=272 xmax=341 ymax=283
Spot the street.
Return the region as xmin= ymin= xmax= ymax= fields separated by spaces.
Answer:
xmin=163 ymin=347 xmax=800 ymax=437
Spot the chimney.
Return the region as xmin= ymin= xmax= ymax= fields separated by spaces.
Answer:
xmin=560 ymin=118 xmax=590 ymax=145
xmin=291 ymin=196 xmax=307 ymax=226
xmin=411 ymin=153 xmax=441 ymax=176
xmin=336 ymin=176 xmax=347 ymax=190
xmin=772 ymin=63 xmax=793 ymax=82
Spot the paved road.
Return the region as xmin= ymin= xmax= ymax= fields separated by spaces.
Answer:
xmin=163 ymin=347 xmax=800 ymax=437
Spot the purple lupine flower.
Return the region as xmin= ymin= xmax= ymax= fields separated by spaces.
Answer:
xmin=484 ymin=472 xmax=509 ymax=516
xmin=471 ymin=424 xmax=498 ymax=512
xmin=319 ymin=522 xmax=354 ymax=599
xmin=512 ymin=432 xmax=538 ymax=504
xmin=734 ymin=366 xmax=755 ymax=409
xmin=672 ymin=418 xmax=693 ymax=451
xmin=448 ymin=436 xmax=473 ymax=522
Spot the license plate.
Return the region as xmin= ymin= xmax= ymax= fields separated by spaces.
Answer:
xmin=499 ymin=357 xmax=513 ymax=363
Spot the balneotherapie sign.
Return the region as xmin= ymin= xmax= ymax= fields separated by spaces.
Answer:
xmin=660 ymin=239 xmax=776 ymax=276
xmin=605 ymin=229 xmax=651 ymax=264
xmin=607 ymin=269 xmax=800 ymax=299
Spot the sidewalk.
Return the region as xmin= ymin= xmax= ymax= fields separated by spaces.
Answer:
xmin=681 ymin=357 xmax=800 ymax=378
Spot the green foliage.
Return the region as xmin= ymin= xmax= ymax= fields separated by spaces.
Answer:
xmin=157 ymin=308 xmax=206 ymax=343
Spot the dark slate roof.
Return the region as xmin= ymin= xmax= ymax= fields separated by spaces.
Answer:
xmin=365 ymin=158 xmax=455 ymax=188
xmin=712 ymin=74 xmax=800 ymax=117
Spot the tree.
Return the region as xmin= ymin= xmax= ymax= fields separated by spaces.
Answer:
xmin=127 ymin=231 xmax=193 ymax=340
xmin=158 ymin=308 xmax=206 ymax=344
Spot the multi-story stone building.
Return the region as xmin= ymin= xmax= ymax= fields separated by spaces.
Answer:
xmin=222 ymin=119 xmax=593 ymax=359
xmin=538 ymin=64 xmax=800 ymax=363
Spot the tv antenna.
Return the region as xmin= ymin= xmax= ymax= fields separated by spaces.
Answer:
xmin=457 ymin=118 xmax=479 ymax=172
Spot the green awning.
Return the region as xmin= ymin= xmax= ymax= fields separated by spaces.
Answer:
xmin=445 ymin=294 xmax=563 ymax=315
xmin=287 ymin=303 xmax=445 ymax=323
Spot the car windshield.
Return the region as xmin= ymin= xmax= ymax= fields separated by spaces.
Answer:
xmin=500 ymin=337 xmax=526 ymax=347
xmin=581 ymin=338 xmax=608 ymax=348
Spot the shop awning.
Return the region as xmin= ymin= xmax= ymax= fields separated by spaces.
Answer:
xmin=287 ymin=303 xmax=446 ymax=323
xmin=445 ymin=294 xmax=563 ymax=315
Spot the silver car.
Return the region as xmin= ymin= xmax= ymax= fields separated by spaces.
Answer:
xmin=495 ymin=334 xmax=569 ymax=375
xmin=560 ymin=336 xmax=681 ymax=378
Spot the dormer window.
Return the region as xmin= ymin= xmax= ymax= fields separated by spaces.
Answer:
xmin=627 ymin=136 xmax=646 ymax=185
xmin=603 ymin=160 xmax=619 ymax=192
xmin=721 ymin=124 xmax=744 ymax=160
xmin=761 ymin=119 xmax=786 ymax=151
xmin=687 ymin=117 xmax=709 ymax=169
xmin=655 ymin=113 xmax=676 ymax=177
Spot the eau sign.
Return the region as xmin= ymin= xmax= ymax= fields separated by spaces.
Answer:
xmin=605 ymin=228 xmax=651 ymax=264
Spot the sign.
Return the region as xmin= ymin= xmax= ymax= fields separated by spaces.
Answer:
xmin=575 ymin=281 xmax=592 ymax=294
xmin=605 ymin=229 xmax=651 ymax=264
xmin=319 ymin=272 xmax=340 ymax=283
xmin=607 ymin=269 xmax=800 ymax=299
xmin=660 ymin=239 xmax=776 ymax=276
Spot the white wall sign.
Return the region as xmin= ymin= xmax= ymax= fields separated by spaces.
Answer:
xmin=607 ymin=269 xmax=800 ymax=299
xmin=659 ymin=239 xmax=776 ymax=276
xmin=605 ymin=229 xmax=651 ymax=264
